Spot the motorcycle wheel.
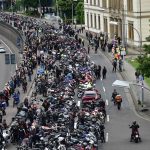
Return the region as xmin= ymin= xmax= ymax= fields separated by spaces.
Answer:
xmin=77 ymin=92 xmax=82 ymax=98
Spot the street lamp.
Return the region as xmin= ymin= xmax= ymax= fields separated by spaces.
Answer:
xmin=72 ymin=0 xmax=77 ymax=26
xmin=109 ymin=21 xmax=142 ymax=53
xmin=38 ymin=0 xmax=42 ymax=18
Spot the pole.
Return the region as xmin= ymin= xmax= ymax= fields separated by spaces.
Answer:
xmin=11 ymin=0 xmax=13 ymax=13
xmin=122 ymin=1 xmax=125 ymax=48
xmin=38 ymin=0 xmax=41 ymax=18
xmin=56 ymin=0 xmax=59 ymax=17
xmin=139 ymin=0 xmax=142 ymax=54
xmin=2 ymin=0 xmax=3 ymax=11
xmin=72 ymin=2 xmax=73 ymax=25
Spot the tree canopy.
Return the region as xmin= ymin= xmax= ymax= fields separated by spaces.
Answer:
xmin=136 ymin=36 xmax=150 ymax=77
xmin=75 ymin=1 xmax=84 ymax=23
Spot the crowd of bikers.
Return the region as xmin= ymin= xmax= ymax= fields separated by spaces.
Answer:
xmin=0 ymin=12 xmax=108 ymax=150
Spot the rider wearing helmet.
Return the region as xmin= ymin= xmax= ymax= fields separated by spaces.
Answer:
xmin=130 ymin=121 xmax=140 ymax=141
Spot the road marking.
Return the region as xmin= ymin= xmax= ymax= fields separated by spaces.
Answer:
xmin=107 ymin=115 xmax=110 ymax=122
xmin=74 ymin=122 xmax=77 ymax=129
xmin=106 ymin=99 xmax=108 ymax=106
xmin=16 ymin=64 xmax=18 ymax=70
xmin=106 ymin=133 xmax=109 ymax=142
xmin=77 ymin=101 xmax=81 ymax=107
xmin=101 ymin=78 xmax=102 ymax=81
xmin=103 ymin=86 xmax=105 ymax=92
xmin=0 ymin=39 xmax=13 ymax=54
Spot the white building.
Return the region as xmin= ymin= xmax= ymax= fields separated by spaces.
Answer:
xmin=84 ymin=0 xmax=150 ymax=47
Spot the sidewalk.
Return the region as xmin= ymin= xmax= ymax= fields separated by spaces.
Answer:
xmin=3 ymin=70 xmax=36 ymax=125
xmin=79 ymin=30 xmax=150 ymax=120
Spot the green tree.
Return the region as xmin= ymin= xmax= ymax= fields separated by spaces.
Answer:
xmin=137 ymin=36 xmax=150 ymax=77
xmin=75 ymin=1 xmax=84 ymax=24
xmin=57 ymin=0 xmax=72 ymax=19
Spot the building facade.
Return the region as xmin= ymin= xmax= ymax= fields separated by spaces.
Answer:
xmin=84 ymin=0 xmax=150 ymax=46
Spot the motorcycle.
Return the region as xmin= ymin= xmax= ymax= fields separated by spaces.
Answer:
xmin=131 ymin=131 xmax=141 ymax=143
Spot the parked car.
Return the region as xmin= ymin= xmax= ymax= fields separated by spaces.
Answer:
xmin=82 ymin=90 xmax=100 ymax=103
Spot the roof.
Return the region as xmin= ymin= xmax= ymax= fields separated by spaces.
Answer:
xmin=84 ymin=90 xmax=96 ymax=94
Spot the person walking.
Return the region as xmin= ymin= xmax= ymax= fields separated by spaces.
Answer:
xmin=96 ymin=65 xmax=101 ymax=79
xmin=112 ymin=59 xmax=117 ymax=72
xmin=88 ymin=45 xmax=90 ymax=54
xmin=102 ymin=66 xmax=107 ymax=79
xmin=119 ymin=58 xmax=123 ymax=72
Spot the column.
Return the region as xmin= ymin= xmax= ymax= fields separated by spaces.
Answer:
xmin=107 ymin=17 xmax=110 ymax=36
xmin=96 ymin=14 xmax=99 ymax=31
xmin=106 ymin=0 xmax=109 ymax=8
xmin=84 ymin=11 xmax=88 ymax=28
xmin=100 ymin=0 xmax=102 ymax=7
xmin=101 ymin=13 xmax=104 ymax=32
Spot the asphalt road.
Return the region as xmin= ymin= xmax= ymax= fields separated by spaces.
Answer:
xmin=0 ymin=35 xmax=17 ymax=91
xmin=84 ymin=40 xmax=150 ymax=150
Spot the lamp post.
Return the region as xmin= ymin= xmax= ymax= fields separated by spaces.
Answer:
xmin=38 ymin=0 xmax=42 ymax=18
xmin=72 ymin=0 xmax=77 ymax=26
xmin=56 ymin=0 xmax=59 ymax=17
xmin=1 ymin=0 xmax=4 ymax=11
xmin=109 ymin=21 xmax=142 ymax=52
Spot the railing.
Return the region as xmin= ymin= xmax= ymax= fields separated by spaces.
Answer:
xmin=0 ymin=21 xmax=24 ymax=53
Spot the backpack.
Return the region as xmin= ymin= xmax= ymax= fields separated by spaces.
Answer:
xmin=115 ymin=95 xmax=122 ymax=102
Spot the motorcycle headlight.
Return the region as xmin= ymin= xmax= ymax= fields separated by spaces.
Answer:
xmin=2 ymin=141 xmax=5 ymax=144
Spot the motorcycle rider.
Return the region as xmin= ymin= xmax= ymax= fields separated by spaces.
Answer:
xmin=112 ymin=89 xmax=118 ymax=105
xmin=115 ymin=93 xmax=122 ymax=110
xmin=130 ymin=121 xmax=140 ymax=141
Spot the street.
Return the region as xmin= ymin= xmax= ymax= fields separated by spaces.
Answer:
xmin=83 ymin=40 xmax=150 ymax=150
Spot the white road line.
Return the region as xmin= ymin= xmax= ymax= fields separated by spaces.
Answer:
xmin=106 ymin=133 xmax=109 ymax=142
xmin=103 ymin=86 xmax=105 ymax=92
xmin=0 ymin=39 xmax=13 ymax=54
xmin=74 ymin=122 xmax=77 ymax=129
xmin=16 ymin=64 xmax=18 ymax=70
xmin=106 ymin=99 xmax=108 ymax=106
xmin=77 ymin=101 xmax=81 ymax=107
xmin=107 ymin=115 xmax=110 ymax=122
xmin=101 ymin=78 xmax=102 ymax=81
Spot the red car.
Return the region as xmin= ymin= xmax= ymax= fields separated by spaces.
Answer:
xmin=82 ymin=90 xmax=100 ymax=103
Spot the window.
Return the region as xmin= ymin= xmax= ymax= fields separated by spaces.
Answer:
xmin=127 ymin=0 xmax=133 ymax=12
xmin=98 ymin=15 xmax=101 ymax=29
xmin=94 ymin=0 xmax=96 ymax=5
xmin=90 ymin=14 xmax=93 ymax=27
xmin=102 ymin=0 xmax=107 ymax=8
xmin=128 ymin=22 xmax=134 ymax=40
xmin=94 ymin=14 xmax=96 ymax=28
xmin=104 ymin=17 xmax=108 ymax=33
xmin=86 ymin=0 xmax=88 ymax=3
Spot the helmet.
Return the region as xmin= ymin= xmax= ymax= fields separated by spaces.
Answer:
xmin=133 ymin=121 xmax=136 ymax=125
